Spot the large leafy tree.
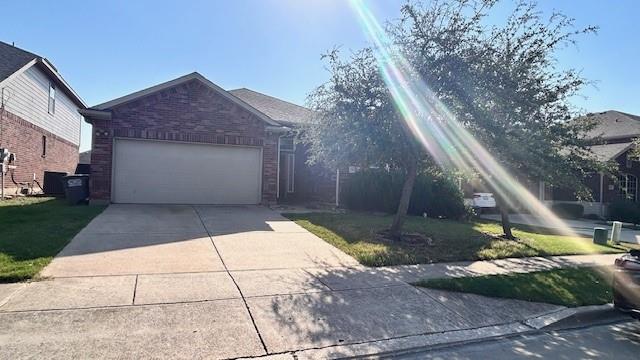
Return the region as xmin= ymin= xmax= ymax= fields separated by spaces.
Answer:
xmin=305 ymin=0 xmax=609 ymax=239
xmin=305 ymin=48 xmax=424 ymax=238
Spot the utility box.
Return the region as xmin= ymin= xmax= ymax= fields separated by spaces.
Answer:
xmin=611 ymin=221 xmax=623 ymax=244
xmin=593 ymin=227 xmax=608 ymax=245
xmin=63 ymin=175 xmax=89 ymax=205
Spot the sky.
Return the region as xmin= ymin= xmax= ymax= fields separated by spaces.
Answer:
xmin=1 ymin=0 xmax=638 ymax=152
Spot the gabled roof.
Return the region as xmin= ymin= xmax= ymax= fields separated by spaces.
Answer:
xmin=90 ymin=72 xmax=282 ymax=127
xmin=0 ymin=40 xmax=37 ymax=83
xmin=581 ymin=110 xmax=640 ymax=141
xmin=228 ymin=88 xmax=315 ymax=126
xmin=0 ymin=40 xmax=86 ymax=108
xmin=588 ymin=142 xmax=634 ymax=162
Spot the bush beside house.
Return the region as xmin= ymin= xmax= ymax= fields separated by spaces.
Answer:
xmin=551 ymin=203 xmax=584 ymax=219
xmin=608 ymin=201 xmax=640 ymax=224
xmin=342 ymin=169 xmax=468 ymax=220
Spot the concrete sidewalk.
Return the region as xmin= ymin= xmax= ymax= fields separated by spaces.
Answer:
xmin=369 ymin=253 xmax=621 ymax=284
xmin=0 ymin=204 xmax=624 ymax=359
xmin=0 ymin=253 xmax=615 ymax=359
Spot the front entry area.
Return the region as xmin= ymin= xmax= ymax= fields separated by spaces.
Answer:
xmin=112 ymin=138 xmax=262 ymax=204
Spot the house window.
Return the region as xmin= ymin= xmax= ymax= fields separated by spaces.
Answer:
xmin=619 ymin=174 xmax=637 ymax=201
xmin=41 ymin=136 xmax=47 ymax=157
xmin=286 ymin=153 xmax=295 ymax=193
xmin=48 ymin=83 xmax=56 ymax=114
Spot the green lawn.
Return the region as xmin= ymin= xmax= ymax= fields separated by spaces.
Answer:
xmin=415 ymin=267 xmax=613 ymax=307
xmin=284 ymin=212 xmax=631 ymax=266
xmin=0 ymin=197 xmax=105 ymax=282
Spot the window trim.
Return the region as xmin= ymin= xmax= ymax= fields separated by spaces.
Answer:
xmin=619 ymin=173 xmax=638 ymax=201
xmin=48 ymin=82 xmax=56 ymax=114
xmin=286 ymin=153 xmax=295 ymax=193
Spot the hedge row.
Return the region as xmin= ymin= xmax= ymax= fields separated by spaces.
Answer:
xmin=608 ymin=200 xmax=640 ymax=224
xmin=341 ymin=169 xmax=468 ymax=220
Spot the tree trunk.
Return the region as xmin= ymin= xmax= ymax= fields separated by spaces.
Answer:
xmin=495 ymin=194 xmax=515 ymax=240
xmin=389 ymin=159 xmax=418 ymax=239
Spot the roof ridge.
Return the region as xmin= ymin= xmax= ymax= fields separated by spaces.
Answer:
xmin=610 ymin=110 xmax=640 ymax=121
xmin=0 ymin=40 xmax=40 ymax=59
xmin=89 ymin=72 xmax=281 ymax=127
xmin=229 ymin=87 xmax=311 ymax=111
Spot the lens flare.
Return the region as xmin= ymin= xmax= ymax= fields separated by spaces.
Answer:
xmin=349 ymin=0 xmax=580 ymax=239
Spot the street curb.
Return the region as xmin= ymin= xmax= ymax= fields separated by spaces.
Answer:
xmin=240 ymin=304 xmax=622 ymax=360
xmin=291 ymin=322 xmax=533 ymax=360
xmin=524 ymin=304 xmax=614 ymax=329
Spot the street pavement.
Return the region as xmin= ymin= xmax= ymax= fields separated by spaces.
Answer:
xmin=482 ymin=213 xmax=640 ymax=244
xmin=394 ymin=320 xmax=640 ymax=359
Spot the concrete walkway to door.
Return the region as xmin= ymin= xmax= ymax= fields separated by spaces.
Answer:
xmin=0 ymin=205 xmax=567 ymax=359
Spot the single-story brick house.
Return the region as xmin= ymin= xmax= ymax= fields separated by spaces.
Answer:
xmin=81 ymin=72 xmax=338 ymax=205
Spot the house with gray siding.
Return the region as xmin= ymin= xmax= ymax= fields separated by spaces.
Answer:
xmin=0 ymin=40 xmax=85 ymax=195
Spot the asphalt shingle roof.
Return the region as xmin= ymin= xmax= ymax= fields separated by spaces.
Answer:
xmin=581 ymin=110 xmax=640 ymax=140
xmin=0 ymin=40 xmax=39 ymax=83
xmin=228 ymin=88 xmax=315 ymax=126
xmin=588 ymin=142 xmax=634 ymax=162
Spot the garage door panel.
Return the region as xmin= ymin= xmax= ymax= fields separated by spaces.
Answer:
xmin=113 ymin=139 xmax=261 ymax=204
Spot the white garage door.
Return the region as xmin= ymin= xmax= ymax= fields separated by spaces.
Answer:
xmin=112 ymin=138 xmax=262 ymax=204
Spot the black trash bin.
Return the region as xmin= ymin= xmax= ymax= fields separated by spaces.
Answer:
xmin=63 ymin=175 xmax=89 ymax=205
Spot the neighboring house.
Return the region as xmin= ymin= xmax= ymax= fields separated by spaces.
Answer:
xmin=538 ymin=110 xmax=640 ymax=217
xmin=82 ymin=72 xmax=338 ymax=205
xmin=0 ymin=41 xmax=86 ymax=195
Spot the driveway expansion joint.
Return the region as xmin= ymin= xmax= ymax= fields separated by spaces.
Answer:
xmin=131 ymin=274 xmax=139 ymax=305
xmin=193 ymin=205 xmax=269 ymax=355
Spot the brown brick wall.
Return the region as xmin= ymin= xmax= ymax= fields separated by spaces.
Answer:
xmin=90 ymin=79 xmax=278 ymax=203
xmin=0 ymin=109 xmax=78 ymax=194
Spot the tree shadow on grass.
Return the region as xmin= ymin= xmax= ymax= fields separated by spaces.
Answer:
xmin=283 ymin=211 xmax=607 ymax=267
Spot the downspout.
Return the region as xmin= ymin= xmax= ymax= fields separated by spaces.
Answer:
xmin=599 ymin=172 xmax=604 ymax=218
xmin=276 ymin=134 xmax=283 ymax=200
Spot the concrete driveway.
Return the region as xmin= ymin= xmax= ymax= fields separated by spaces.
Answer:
xmin=41 ymin=204 xmax=356 ymax=277
xmin=0 ymin=205 xmax=564 ymax=359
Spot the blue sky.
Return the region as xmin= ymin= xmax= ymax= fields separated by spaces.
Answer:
xmin=2 ymin=0 xmax=638 ymax=151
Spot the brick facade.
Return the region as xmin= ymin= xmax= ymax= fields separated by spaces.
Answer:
xmin=89 ymin=79 xmax=278 ymax=204
xmin=0 ymin=109 xmax=78 ymax=194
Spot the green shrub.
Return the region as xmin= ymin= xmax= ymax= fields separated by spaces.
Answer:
xmin=583 ymin=213 xmax=602 ymax=221
xmin=608 ymin=200 xmax=640 ymax=224
xmin=342 ymin=169 xmax=468 ymax=220
xmin=551 ymin=203 xmax=584 ymax=219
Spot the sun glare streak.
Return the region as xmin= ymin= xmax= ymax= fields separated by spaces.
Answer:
xmin=349 ymin=0 xmax=580 ymax=238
